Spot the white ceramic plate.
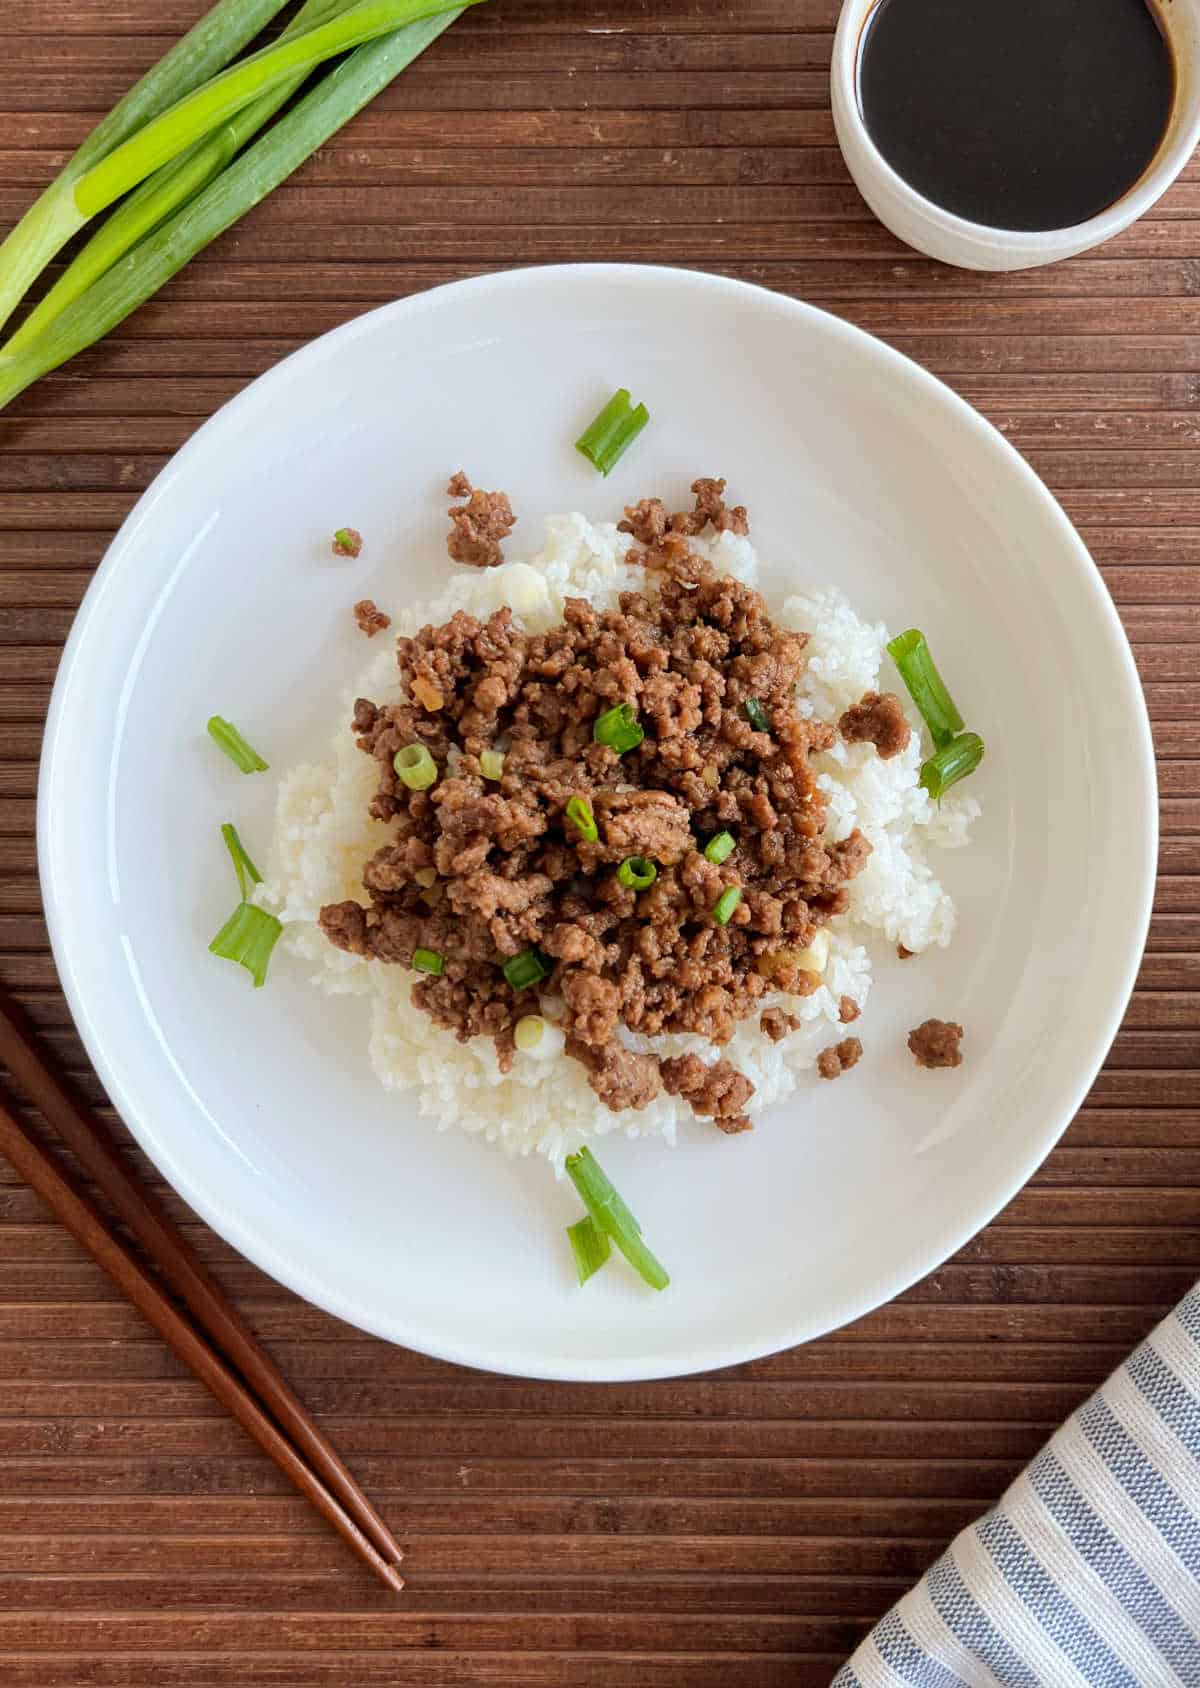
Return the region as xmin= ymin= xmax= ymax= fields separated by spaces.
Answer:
xmin=40 ymin=265 xmax=1155 ymax=1382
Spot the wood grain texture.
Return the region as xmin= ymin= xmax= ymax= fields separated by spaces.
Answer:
xmin=0 ymin=1 xmax=1197 ymax=1683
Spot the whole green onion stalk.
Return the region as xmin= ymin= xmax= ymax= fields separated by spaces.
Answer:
xmin=0 ymin=0 xmax=477 ymax=363
xmin=76 ymin=0 xmax=477 ymax=219
xmin=0 ymin=12 xmax=463 ymax=413
xmin=7 ymin=0 xmax=356 ymax=353
xmin=0 ymin=0 xmax=294 ymax=336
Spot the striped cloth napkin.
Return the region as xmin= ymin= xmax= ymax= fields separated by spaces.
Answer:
xmin=833 ymin=1284 xmax=1200 ymax=1687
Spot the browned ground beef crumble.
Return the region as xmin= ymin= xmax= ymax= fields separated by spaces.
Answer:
xmin=760 ymin=1007 xmax=800 ymax=1043
xmin=908 ymin=1019 xmax=964 ymax=1068
xmin=447 ymin=483 xmax=517 ymax=568
xmin=320 ymin=480 xmax=874 ymax=1135
xmin=816 ymin=1037 xmax=863 ymax=1080
xmin=353 ymin=598 xmax=391 ymax=638
xmin=838 ymin=994 xmax=860 ymax=1024
xmin=839 ymin=691 xmax=911 ymax=760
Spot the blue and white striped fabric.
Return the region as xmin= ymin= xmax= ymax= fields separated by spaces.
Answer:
xmin=833 ymin=1284 xmax=1200 ymax=1687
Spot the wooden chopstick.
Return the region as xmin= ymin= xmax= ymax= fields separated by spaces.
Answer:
xmin=0 ymin=986 xmax=405 ymax=1589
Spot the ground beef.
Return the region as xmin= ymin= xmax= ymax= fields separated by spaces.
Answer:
xmin=816 ymin=1037 xmax=863 ymax=1080
xmin=908 ymin=1019 xmax=964 ymax=1069
xmin=567 ymin=1035 xmax=661 ymax=1112
xmin=446 ymin=470 xmax=472 ymax=497
xmin=447 ymin=486 xmax=516 ymax=568
xmin=353 ymin=598 xmax=391 ymax=638
xmin=618 ymin=477 xmax=749 ymax=546
xmin=760 ymin=1007 xmax=800 ymax=1043
xmin=660 ymin=1054 xmax=755 ymax=1133
xmin=321 ymin=480 xmax=875 ymax=1133
xmin=839 ymin=691 xmax=911 ymax=759
xmin=332 ymin=527 xmax=363 ymax=559
xmin=319 ymin=900 xmax=368 ymax=955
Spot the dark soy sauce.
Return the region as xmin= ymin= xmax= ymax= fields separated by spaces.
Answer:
xmin=858 ymin=0 xmax=1175 ymax=231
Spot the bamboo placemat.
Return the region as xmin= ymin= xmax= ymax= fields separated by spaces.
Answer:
xmin=0 ymin=3 xmax=1197 ymax=1683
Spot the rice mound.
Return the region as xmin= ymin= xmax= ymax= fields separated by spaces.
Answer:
xmin=259 ymin=514 xmax=979 ymax=1168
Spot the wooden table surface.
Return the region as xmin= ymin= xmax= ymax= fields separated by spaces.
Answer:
xmin=1 ymin=2 xmax=1198 ymax=1683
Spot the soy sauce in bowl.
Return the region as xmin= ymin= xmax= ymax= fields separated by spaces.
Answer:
xmin=858 ymin=0 xmax=1176 ymax=232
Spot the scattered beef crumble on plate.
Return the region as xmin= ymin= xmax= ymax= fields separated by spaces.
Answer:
xmin=319 ymin=479 xmax=877 ymax=1136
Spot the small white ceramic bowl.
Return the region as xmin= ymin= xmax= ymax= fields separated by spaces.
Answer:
xmin=832 ymin=0 xmax=1200 ymax=271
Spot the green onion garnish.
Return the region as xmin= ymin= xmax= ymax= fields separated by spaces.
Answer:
xmin=480 ymin=749 xmax=505 ymax=781
xmin=743 ymin=698 xmax=769 ymax=733
xmin=564 ymin=1146 xmax=669 ymax=1292
xmin=332 ymin=526 xmax=362 ymax=558
xmin=567 ymin=1214 xmax=612 ymax=1286
xmin=566 ymin=796 xmax=598 ymax=842
xmin=209 ymin=902 xmax=282 ymax=988
xmin=412 ymin=947 xmax=444 ymax=976
xmin=712 ymin=886 xmax=742 ymax=926
xmin=919 ymin=732 xmax=984 ymax=800
xmin=887 ymin=629 xmax=965 ymax=750
xmin=207 ymin=716 xmax=268 ymax=773
xmin=503 ymin=948 xmax=550 ymax=992
xmin=220 ymin=822 xmax=263 ymax=902
xmin=514 ymin=1014 xmax=545 ymax=1052
xmin=617 ymin=856 xmax=657 ymax=890
xmin=393 ymin=742 xmax=437 ymax=791
xmin=703 ymin=831 xmax=735 ymax=865
xmin=575 ymin=387 xmax=650 ymax=477
xmin=593 ymin=702 xmax=644 ymax=754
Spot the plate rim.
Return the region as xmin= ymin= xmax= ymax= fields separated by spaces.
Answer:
xmin=38 ymin=262 xmax=1158 ymax=1381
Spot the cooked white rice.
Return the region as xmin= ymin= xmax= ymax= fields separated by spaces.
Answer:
xmin=259 ymin=514 xmax=979 ymax=1167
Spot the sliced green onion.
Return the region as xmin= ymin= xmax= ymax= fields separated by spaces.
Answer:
xmin=564 ymin=1146 xmax=669 ymax=1292
xmin=209 ymin=902 xmax=282 ymax=988
xmin=0 ymin=0 xmax=293 ymax=337
xmin=565 ymin=796 xmax=598 ymax=842
xmin=919 ymin=732 xmax=984 ymax=800
xmin=703 ymin=830 xmax=735 ymax=865
xmin=0 ymin=14 xmax=465 ymax=413
xmin=617 ymin=855 xmax=657 ymax=890
xmin=743 ymin=698 xmax=769 ymax=733
xmin=503 ymin=948 xmax=550 ymax=992
xmin=515 ymin=1014 xmax=545 ymax=1052
xmin=412 ymin=947 xmax=444 ymax=976
xmin=712 ymin=886 xmax=742 ymax=926
xmin=394 ymin=743 xmax=437 ymax=790
xmin=567 ymin=1214 xmax=611 ymax=1286
xmin=332 ymin=525 xmax=363 ymax=558
xmin=207 ymin=716 xmax=268 ymax=773
xmin=887 ymin=629 xmax=965 ymax=750
xmin=575 ymin=387 xmax=650 ymax=477
xmin=480 ymin=748 xmax=505 ymax=781
xmin=592 ymin=702 xmax=644 ymax=754
xmin=5 ymin=0 xmax=348 ymax=354
xmin=220 ymin=822 xmax=263 ymax=902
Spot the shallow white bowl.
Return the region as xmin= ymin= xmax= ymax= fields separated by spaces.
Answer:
xmin=40 ymin=265 xmax=1155 ymax=1382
